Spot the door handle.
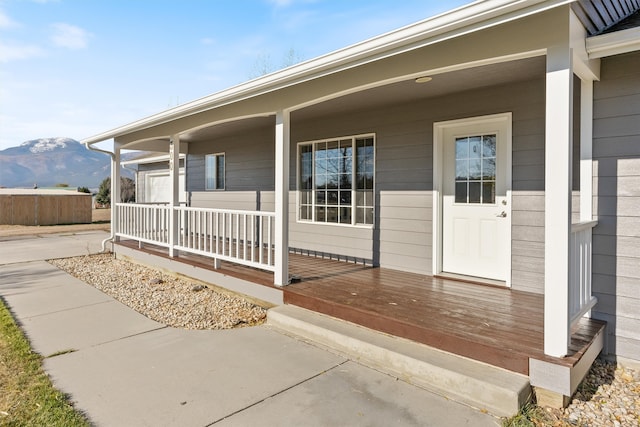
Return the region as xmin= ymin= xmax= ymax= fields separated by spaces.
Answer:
xmin=496 ymin=211 xmax=507 ymax=218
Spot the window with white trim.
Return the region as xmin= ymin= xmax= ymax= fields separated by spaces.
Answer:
xmin=205 ymin=153 xmax=225 ymax=190
xmin=298 ymin=135 xmax=374 ymax=225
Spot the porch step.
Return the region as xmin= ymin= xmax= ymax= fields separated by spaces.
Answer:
xmin=267 ymin=304 xmax=532 ymax=417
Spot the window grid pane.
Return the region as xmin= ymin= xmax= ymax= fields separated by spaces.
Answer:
xmin=205 ymin=153 xmax=225 ymax=190
xmin=299 ymin=136 xmax=374 ymax=225
xmin=355 ymin=137 xmax=374 ymax=224
xmin=454 ymin=135 xmax=495 ymax=204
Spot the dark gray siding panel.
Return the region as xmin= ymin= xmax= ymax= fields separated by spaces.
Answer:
xmin=291 ymin=77 xmax=547 ymax=281
xmin=187 ymin=155 xmax=205 ymax=192
xmin=592 ymin=51 xmax=640 ymax=363
xmin=187 ymin=125 xmax=275 ymax=193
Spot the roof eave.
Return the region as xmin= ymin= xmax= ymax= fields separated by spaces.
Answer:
xmin=121 ymin=153 xmax=186 ymax=166
xmin=82 ymin=0 xmax=570 ymax=146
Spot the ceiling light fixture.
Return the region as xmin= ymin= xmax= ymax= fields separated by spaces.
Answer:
xmin=415 ymin=76 xmax=432 ymax=83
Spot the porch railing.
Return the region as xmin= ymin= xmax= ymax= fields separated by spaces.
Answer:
xmin=115 ymin=203 xmax=275 ymax=272
xmin=175 ymin=206 xmax=275 ymax=271
xmin=116 ymin=203 xmax=171 ymax=247
xmin=569 ymin=220 xmax=598 ymax=328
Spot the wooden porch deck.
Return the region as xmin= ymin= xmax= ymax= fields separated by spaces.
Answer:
xmin=116 ymin=240 xmax=605 ymax=376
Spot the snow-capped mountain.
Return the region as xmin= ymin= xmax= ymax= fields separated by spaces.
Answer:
xmin=0 ymin=138 xmax=112 ymax=188
xmin=21 ymin=137 xmax=71 ymax=153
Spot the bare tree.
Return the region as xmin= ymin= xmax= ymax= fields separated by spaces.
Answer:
xmin=249 ymin=48 xmax=304 ymax=79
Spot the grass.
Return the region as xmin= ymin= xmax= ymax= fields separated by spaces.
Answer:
xmin=502 ymin=403 xmax=548 ymax=427
xmin=0 ymin=299 xmax=90 ymax=426
xmin=503 ymin=401 xmax=577 ymax=427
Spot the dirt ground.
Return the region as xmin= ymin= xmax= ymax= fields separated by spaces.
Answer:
xmin=0 ymin=209 xmax=111 ymax=238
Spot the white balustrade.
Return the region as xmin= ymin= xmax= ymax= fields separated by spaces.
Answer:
xmin=115 ymin=203 xmax=275 ymax=272
xmin=569 ymin=220 xmax=598 ymax=327
xmin=116 ymin=203 xmax=171 ymax=247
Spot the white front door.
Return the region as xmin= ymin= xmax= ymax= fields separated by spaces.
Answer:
xmin=437 ymin=114 xmax=511 ymax=283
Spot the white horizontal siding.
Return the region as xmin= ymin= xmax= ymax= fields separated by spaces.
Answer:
xmin=378 ymin=191 xmax=432 ymax=275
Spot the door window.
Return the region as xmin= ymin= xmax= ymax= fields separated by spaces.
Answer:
xmin=454 ymin=135 xmax=496 ymax=204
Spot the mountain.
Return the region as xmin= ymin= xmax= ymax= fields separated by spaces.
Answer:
xmin=0 ymin=137 xmax=112 ymax=188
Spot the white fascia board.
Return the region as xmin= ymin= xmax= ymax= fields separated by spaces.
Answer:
xmin=587 ymin=26 xmax=640 ymax=58
xmin=82 ymin=0 xmax=571 ymax=146
xmin=121 ymin=153 xmax=186 ymax=166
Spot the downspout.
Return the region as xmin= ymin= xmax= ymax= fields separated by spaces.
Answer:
xmin=84 ymin=141 xmax=116 ymax=252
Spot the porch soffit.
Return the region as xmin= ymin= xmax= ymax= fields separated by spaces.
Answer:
xmin=119 ymin=55 xmax=547 ymax=150
xmin=293 ymin=56 xmax=546 ymax=122
xmin=117 ymin=116 xmax=276 ymax=151
xmin=571 ymin=0 xmax=640 ymax=35
xmin=109 ymin=5 xmax=571 ymax=147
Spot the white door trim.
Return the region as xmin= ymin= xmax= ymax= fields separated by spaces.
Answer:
xmin=432 ymin=112 xmax=512 ymax=286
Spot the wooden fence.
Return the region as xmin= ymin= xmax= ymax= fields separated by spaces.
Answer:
xmin=0 ymin=192 xmax=92 ymax=225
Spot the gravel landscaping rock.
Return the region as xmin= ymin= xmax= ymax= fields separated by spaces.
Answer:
xmin=534 ymin=359 xmax=639 ymax=427
xmin=49 ymin=253 xmax=267 ymax=330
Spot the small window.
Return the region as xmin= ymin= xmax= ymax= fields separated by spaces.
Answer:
xmin=205 ymin=153 xmax=225 ymax=190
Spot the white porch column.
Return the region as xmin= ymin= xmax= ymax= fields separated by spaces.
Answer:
xmin=112 ymin=142 xmax=121 ymax=242
xmin=580 ymin=79 xmax=594 ymax=221
xmin=274 ymin=110 xmax=290 ymax=286
xmin=169 ymin=135 xmax=180 ymax=257
xmin=544 ymin=45 xmax=574 ymax=357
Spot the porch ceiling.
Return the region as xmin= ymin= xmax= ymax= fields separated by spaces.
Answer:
xmin=294 ymin=55 xmax=546 ymax=121
xmin=172 ymin=55 xmax=546 ymax=146
xmin=180 ymin=115 xmax=275 ymax=143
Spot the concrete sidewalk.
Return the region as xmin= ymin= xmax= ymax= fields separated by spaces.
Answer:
xmin=0 ymin=231 xmax=499 ymax=426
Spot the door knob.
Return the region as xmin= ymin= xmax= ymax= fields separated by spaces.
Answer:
xmin=496 ymin=211 xmax=507 ymax=218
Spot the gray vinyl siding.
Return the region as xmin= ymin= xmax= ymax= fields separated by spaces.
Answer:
xmin=186 ymin=155 xmax=205 ymax=192
xmin=186 ymin=124 xmax=275 ymax=194
xmin=190 ymin=191 xmax=262 ymax=211
xmin=292 ymin=77 xmax=548 ymax=281
xmin=183 ymin=76 xmax=549 ymax=286
xmin=592 ymin=51 xmax=640 ymax=362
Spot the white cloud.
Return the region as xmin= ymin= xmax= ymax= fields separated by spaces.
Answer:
xmin=267 ymin=0 xmax=293 ymax=6
xmin=0 ymin=41 xmax=45 ymax=62
xmin=266 ymin=0 xmax=317 ymax=8
xmin=50 ymin=23 xmax=92 ymax=49
xmin=0 ymin=9 xmax=19 ymax=29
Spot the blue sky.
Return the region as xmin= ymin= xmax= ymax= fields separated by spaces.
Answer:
xmin=0 ymin=0 xmax=470 ymax=150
